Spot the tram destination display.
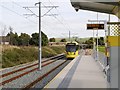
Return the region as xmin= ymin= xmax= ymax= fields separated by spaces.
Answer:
xmin=87 ymin=24 xmax=104 ymax=30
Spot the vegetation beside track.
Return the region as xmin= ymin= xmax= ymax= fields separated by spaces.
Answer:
xmin=98 ymin=46 xmax=105 ymax=53
xmin=1 ymin=45 xmax=65 ymax=68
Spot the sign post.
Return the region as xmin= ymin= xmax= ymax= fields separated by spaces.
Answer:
xmin=87 ymin=22 xmax=105 ymax=61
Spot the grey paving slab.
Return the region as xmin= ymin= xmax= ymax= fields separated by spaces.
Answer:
xmin=44 ymin=55 xmax=81 ymax=88
xmin=45 ymin=55 xmax=107 ymax=88
xmin=68 ymin=55 xmax=107 ymax=88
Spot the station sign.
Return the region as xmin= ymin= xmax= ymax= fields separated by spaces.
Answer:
xmin=87 ymin=24 xmax=104 ymax=30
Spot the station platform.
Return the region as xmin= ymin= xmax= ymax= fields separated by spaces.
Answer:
xmin=44 ymin=52 xmax=107 ymax=88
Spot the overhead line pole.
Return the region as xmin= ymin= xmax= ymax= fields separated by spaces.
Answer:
xmin=69 ymin=31 xmax=70 ymax=41
xmin=35 ymin=2 xmax=41 ymax=70
xmin=96 ymin=12 xmax=99 ymax=61
xmin=23 ymin=3 xmax=58 ymax=70
xmin=93 ymin=28 xmax=95 ymax=59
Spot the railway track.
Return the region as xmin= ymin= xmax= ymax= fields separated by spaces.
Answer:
xmin=0 ymin=54 xmax=64 ymax=78
xmin=1 ymin=54 xmax=66 ymax=88
xmin=23 ymin=60 xmax=68 ymax=89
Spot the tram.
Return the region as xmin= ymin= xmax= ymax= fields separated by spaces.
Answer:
xmin=66 ymin=41 xmax=79 ymax=59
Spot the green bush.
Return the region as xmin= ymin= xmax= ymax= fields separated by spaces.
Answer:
xmin=2 ymin=46 xmax=65 ymax=68
xmin=2 ymin=47 xmax=38 ymax=68
xmin=50 ymin=46 xmax=65 ymax=54
xmin=42 ymin=47 xmax=57 ymax=58
xmin=98 ymin=46 xmax=105 ymax=53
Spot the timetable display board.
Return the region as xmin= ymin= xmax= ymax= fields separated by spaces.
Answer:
xmin=87 ymin=24 xmax=104 ymax=30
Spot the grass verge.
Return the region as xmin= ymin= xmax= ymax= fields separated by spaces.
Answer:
xmin=98 ymin=46 xmax=105 ymax=53
xmin=1 ymin=45 xmax=65 ymax=68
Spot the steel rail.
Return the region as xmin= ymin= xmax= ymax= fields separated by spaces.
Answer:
xmin=23 ymin=61 xmax=67 ymax=89
xmin=0 ymin=60 xmax=58 ymax=86
xmin=0 ymin=54 xmax=64 ymax=78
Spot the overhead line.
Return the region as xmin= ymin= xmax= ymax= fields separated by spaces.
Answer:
xmin=5 ymin=1 xmax=69 ymax=37
xmin=41 ymin=2 xmax=72 ymax=37
xmin=48 ymin=0 xmax=71 ymax=31
xmin=42 ymin=3 xmax=69 ymax=31
xmin=0 ymin=2 xmax=49 ymax=35
xmin=11 ymin=1 xmax=39 ymax=18
xmin=0 ymin=4 xmax=37 ymax=24
xmin=0 ymin=5 xmax=23 ymax=17
xmin=24 ymin=7 xmax=38 ymax=17
xmin=11 ymin=1 xmax=39 ymax=19
xmin=11 ymin=1 xmax=23 ymax=8
xmin=11 ymin=1 xmax=59 ymax=35
xmin=41 ymin=7 xmax=54 ymax=17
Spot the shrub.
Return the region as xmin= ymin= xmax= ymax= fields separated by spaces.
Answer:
xmin=2 ymin=46 xmax=65 ymax=68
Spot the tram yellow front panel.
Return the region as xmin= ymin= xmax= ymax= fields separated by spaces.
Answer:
xmin=66 ymin=51 xmax=79 ymax=58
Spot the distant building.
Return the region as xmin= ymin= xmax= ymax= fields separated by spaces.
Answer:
xmin=0 ymin=36 xmax=10 ymax=45
xmin=48 ymin=42 xmax=66 ymax=46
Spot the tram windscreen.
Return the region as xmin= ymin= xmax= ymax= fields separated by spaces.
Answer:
xmin=66 ymin=45 xmax=77 ymax=52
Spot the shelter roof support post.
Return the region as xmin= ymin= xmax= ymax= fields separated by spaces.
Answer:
xmin=107 ymin=22 xmax=120 ymax=88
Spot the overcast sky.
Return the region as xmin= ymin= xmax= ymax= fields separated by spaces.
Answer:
xmin=0 ymin=0 xmax=119 ymax=38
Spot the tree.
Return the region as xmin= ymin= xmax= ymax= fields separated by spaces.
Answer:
xmin=89 ymin=37 xmax=93 ymax=41
xmin=49 ymin=38 xmax=55 ymax=42
xmin=0 ymin=25 xmax=7 ymax=45
xmin=6 ymin=29 xmax=19 ymax=46
xmin=19 ymin=33 xmax=30 ymax=46
xmin=29 ymin=31 xmax=48 ymax=46
xmin=12 ymin=33 xmax=19 ymax=45
xmin=85 ymin=37 xmax=93 ymax=45
xmin=99 ymin=37 xmax=104 ymax=45
xmin=94 ymin=37 xmax=104 ymax=46
xmin=6 ymin=26 xmax=14 ymax=45
xmin=84 ymin=37 xmax=94 ymax=49
xmin=29 ymin=33 xmax=39 ymax=46
xmin=60 ymin=38 xmax=66 ymax=42
xmin=41 ymin=31 xmax=48 ymax=46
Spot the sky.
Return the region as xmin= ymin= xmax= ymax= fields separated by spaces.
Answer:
xmin=0 ymin=0 xmax=119 ymax=38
